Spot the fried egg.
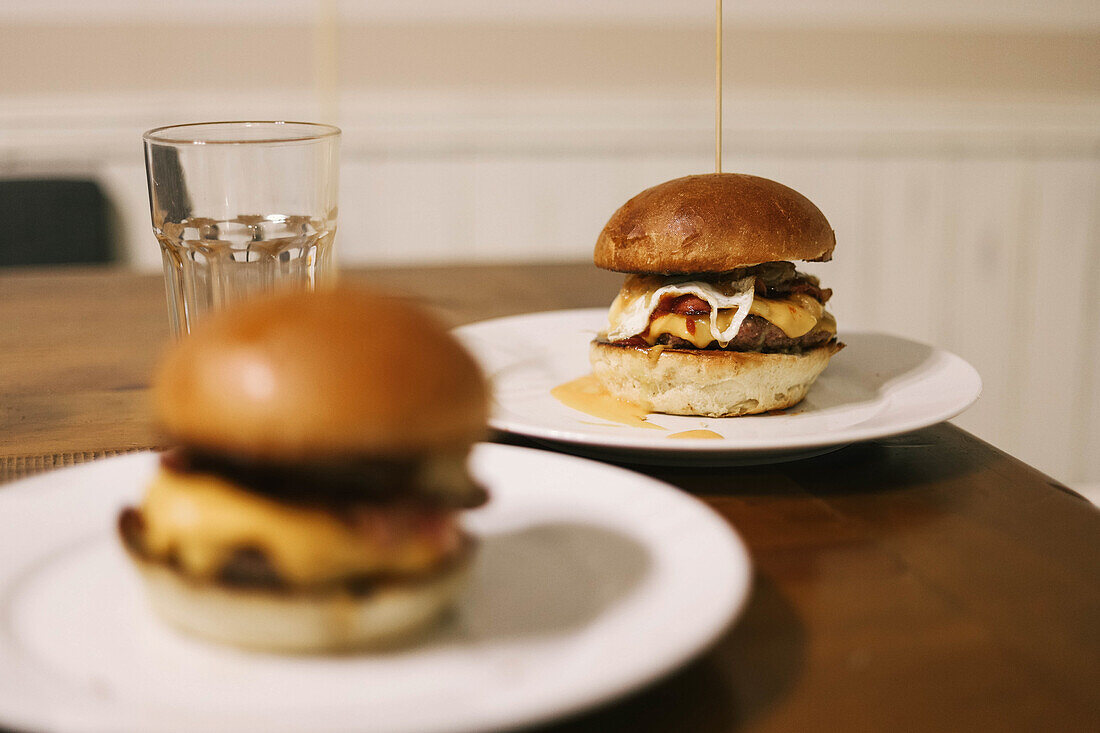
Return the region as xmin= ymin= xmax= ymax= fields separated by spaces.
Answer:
xmin=606 ymin=274 xmax=756 ymax=347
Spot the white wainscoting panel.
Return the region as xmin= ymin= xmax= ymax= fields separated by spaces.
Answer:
xmin=1018 ymin=159 xmax=1097 ymax=481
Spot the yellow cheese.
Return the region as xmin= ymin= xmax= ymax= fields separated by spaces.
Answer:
xmin=140 ymin=468 xmax=457 ymax=584
xmin=749 ymin=293 xmax=825 ymax=337
xmin=642 ymin=292 xmax=834 ymax=347
xmin=646 ymin=313 xmax=716 ymax=349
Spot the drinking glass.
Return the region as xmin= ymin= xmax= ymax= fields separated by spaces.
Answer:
xmin=143 ymin=121 xmax=340 ymax=336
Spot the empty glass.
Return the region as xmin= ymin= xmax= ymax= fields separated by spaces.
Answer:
xmin=143 ymin=121 xmax=340 ymax=336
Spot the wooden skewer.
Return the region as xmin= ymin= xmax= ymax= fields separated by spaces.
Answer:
xmin=315 ymin=0 xmax=339 ymax=124
xmin=715 ymin=0 xmax=723 ymax=174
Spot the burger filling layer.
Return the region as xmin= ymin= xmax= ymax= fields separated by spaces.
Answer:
xmin=122 ymin=466 xmax=464 ymax=589
xmin=604 ymin=262 xmax=836 ymax=353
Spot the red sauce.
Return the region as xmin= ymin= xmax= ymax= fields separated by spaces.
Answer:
xmin=662 ymin=294 xmax=711 ymax=316
xmin=660 ymin=294 xmax=711 ymax=336
xmin=646 ymin=293 xmax=712 ymax=335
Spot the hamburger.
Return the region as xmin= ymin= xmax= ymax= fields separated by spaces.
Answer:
xmin=118 ymin=289 xmax=489 ymax=652
xmin=590 ymin=173 xmax=841 ymax=417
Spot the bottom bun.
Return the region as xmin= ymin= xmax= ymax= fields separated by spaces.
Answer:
xmin=590 ymin=340 xmax=841 ymax=417
xmin=131 ymin=554 xmax=472 ymax=653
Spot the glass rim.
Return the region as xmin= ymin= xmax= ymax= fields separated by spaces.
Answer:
xmin=142 ymin=121 xmax=341 ymax=145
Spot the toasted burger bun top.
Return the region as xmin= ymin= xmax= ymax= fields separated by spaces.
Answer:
xmin=153 ymin=288 xmax=488 ymax=461
xmin=594 ymin=173 xmax=835 ymax=274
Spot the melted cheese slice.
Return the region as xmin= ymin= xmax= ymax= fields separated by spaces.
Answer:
xmin=140 ymin=468 xmax=458 ymax=584
xmin=606 ymin=274 xmax=835 ymax=348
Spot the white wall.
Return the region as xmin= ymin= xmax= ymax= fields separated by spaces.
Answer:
xmin=1 ymin=2 xmax=1098 ymax=491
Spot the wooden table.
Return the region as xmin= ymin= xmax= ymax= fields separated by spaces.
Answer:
xmin=2 ymin=264 xmax=1098 ymax=732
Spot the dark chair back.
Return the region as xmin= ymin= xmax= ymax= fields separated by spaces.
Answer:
xmin=0 ymin=179 xmax=114 ymax=266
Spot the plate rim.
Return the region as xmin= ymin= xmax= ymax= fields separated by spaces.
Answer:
xmin=454 ymin=307 xmax=983 ymax=454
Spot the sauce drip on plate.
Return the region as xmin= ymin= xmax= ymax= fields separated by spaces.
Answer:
xmin=550 ymin=374 xmax=662 ymax=430
xmin=667 ymin=430 xmax=724 ymax=440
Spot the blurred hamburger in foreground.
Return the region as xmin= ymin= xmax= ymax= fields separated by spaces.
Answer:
xmin=591 ymin=173 xmax=842 ymax=417
xmin=118 ymin=289 xmax=489 ymax=652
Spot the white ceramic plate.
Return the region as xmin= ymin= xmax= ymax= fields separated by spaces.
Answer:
xmin=0 ymin=445 xmax=750 ymax=733
xmin=454 ymin=308 xmax=982 ymax=465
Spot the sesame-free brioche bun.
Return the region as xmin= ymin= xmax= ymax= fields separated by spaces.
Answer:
xmin=153 ymin=289 xmax=488 ymax=461
xmin=128 ymin=548 xmax=472 ymax=653
xmin=594 ymin=173 xmax=835 ymax=274
xmin=590 ymin=340 xmax=842 ymax=417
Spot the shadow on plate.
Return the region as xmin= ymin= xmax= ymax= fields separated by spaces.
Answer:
xmin=792 ymin=332 xmax=936 ymax=415
xmin=434 ymin=521 xmax=651 ymax=643
xmin=831 ymin=332 xmax=936 ymax=396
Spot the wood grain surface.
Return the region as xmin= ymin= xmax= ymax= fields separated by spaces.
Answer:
xmin=1 ymin=264 xmax=1097 ymax=732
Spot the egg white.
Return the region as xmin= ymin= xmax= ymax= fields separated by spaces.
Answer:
xmin=605 ymin=275 xmax=756 ymax=347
